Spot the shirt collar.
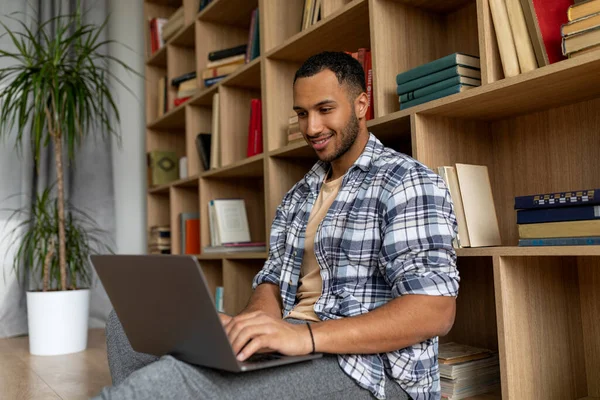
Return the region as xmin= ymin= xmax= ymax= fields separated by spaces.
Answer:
xmin=303 ymin=132 xmax=382 ymax=189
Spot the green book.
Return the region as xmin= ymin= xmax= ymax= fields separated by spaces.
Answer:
xmin=400 ymin=84 xmax=476 ymax=110
xmin=147 ymin=151 xmax=179 ymax=187
xmin=399 ymin=76 xmax=481 ymax=103
xmin=395 ymin=53 xmax=480 ymax=85
xmin=396 ymin=65 xmax=481 ymax=95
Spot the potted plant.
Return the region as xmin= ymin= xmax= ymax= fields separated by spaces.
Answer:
xmin=0 ymin=4 xmax=135 ymax=355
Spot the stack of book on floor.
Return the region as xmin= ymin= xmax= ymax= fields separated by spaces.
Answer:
xmin=516 ymin=188 xmax=600 ymax=246
xmin=437 ymin=164 xmax=501 ymax=248
xmin=396 ymin=53 xmax=481 ymax=110
xmin=171 ymin=71 xmax=197 ymax=107
xmin=149 ymin=226 xmax=171 ymax=254
xmin=562 ymin=0 xmax=600 ymax=57
xmin=439 ymin=342 xmax=500 ymax=400
xmin=205 ymin=199 xmax=266 ymax=253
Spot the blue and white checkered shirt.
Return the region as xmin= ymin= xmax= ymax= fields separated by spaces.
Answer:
xmin=253 ymin=133 xmax=459 ymax=400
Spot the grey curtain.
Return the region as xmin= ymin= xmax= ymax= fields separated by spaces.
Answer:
xmin=0 ymin=0 xmax=116 ymax=337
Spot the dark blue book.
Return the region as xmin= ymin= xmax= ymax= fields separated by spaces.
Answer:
xmin=514 ymin=189 xmax=600 ymax=210
xmin=399 ymin=76 xmax=481 ymax=102
xmin=204 ymin=75 xmax=226 ymax=87
xmin=518 ymin=237 xmax=600 ymax=246
xmin=395 ymin=53 xmax=480 ymax=85
xmin=396 ymin=65 xmax=481 ymax=95
xmin=517 ymin=205 xmax=600 ymax=224
xmin=399 ymin=84 xmax=476 ymax=110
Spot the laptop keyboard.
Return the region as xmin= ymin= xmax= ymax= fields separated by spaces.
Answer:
xmin=245 ymin=353 xmax=282 ymax=363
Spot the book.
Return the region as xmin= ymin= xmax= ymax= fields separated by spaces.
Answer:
xmin=179 ymin=156 xmax=188 ymax=179
xmin=203 ymin=242 xmax=266 ymax=253
xmin=568 ymin=0 xmax=600 ymax=21
xmin=400 ymin=84 xmax=476 ymax=110
xmin=180 ymin=212 xmax=200 ymax=254
xmin=206 ymin=54 xmax=246 ymax=69
xmin=210 ymin=93 xmax=220 ymax=169
xmin=178 ymin=79 xmax=198 ymax=92
xmin=568 ymin=42 xmax=600 ymax=56
xmin=563 ymin=25 xmax=600 ymax=54
xmin=455 ymin=164 xmax=502 ymax=247
xmin=519 ymin=219 xmax=600 ymax=238
xmin=201 ymin=63 xmax=244 ymax=80
xmin=215 ymin=286 xmax=224 ymax=313
xmin=520 ymin=0 xmax=571 ymax=64
xmin=195 ymin=133 xmax=212 ymax=171
xmin=157 ymin=76 xmax=167 ymax=117
xmin=171 ymin=71 xmax=197 ymax=87
xmin=209 ymin=199 xmax=251 ymax=245
xmin=185 ymin=218 xmax=200 ymax=254
xmin=364 ymin=49 xmax=374 ymax=120
xmin=439 ymin=342 xmax=493 ymax=365
xmin=204 ymin=76 xmax=226 ymax=87
xmin=395 ymin=53 xmax=480 ymax=86
xmin=517 ymin=205 xmax=600 ymax=224
xmin=208 ymin=44 xmax=248 ymax=62
xmin=562 ymin=11 xmax=600 ymax=35
xmin=400 ymin=76 xmax=481 ymax=103
xmin=396 ymin=66 xmax=481 ymax=95
xmin=247 ymin=99 xmax=263 ymax=157
xmin=489 ymin=0 xmax=521 ymax=77
xmin=514 ymin=188 xmax=599 ymax=209
xmin=438 ymin=166 xmax=471 ymax=248
xmin=518 ymin=236 xmax=600 ymax=246
xmin=505 ymin=0 xmax=538 ymax=72
xmin=147 ymin=151 xmax=178 ymax=187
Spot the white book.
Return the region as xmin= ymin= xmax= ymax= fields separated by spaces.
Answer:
xmin=438 ymin=166 xmax=471 ymax=248
xmin=210 ymin=199 xmax=251 ymax=245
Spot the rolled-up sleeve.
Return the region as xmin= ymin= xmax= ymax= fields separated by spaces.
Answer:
xmin=379 ymin=166 xmax=460 ymax=298
xmin=252 ymin=191 xmax=293 ymax=289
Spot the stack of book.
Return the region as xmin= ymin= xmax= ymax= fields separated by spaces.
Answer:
xmin=562 ymin=0 xmax=600 ymax=57
xmin=205 ymin=199 xmax=266 ymax=253
xmin=287 ymin=111 xmax=302 ymax=144
xmin=301 ymin=0 xmax=323 ymax=30
xmin=161 ymin=7 xmax=184 ymax=43
xmin=437 ymin=164 xmax=502 ymax=248
xmin=439 ymin=342 xmax=501 ymax=400
xmin=149 ymin=226 xmax=171 ymax=254
xmin=346 ymin=48 xmax=373 ymax=120
xmin=201 ymin=45 xmax=248 ymax=87
xmin=516 ymin=188 xmax=600 ymax=246
xmin=171 ymin=71 xmax=197 ymax=107
xmin=396 ymin=53 xmax=481 ymax=110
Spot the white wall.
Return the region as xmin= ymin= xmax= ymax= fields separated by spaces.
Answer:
xmin=108 ymin=0 xmax=147 ymax=255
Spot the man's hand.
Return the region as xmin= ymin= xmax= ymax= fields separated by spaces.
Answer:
xmin=222 ymin=311 xmax=312 ymax=361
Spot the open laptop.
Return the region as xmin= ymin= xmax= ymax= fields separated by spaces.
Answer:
xmin=90 ymin=254 xmax=322 ymax=372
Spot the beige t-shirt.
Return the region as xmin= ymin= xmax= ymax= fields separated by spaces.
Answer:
xmin=286 ymin=174 xmax=343 ymax=322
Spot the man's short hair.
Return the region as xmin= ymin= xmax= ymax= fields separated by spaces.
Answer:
xmin=293 ymin=51 xmax=366 ymax=98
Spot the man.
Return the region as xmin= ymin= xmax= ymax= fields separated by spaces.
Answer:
xmin=95 ymin=51 xmax=459 ymax=400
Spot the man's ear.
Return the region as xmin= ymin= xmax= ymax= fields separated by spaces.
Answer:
xmin=355 ymin=92 xmax=369 ymax=119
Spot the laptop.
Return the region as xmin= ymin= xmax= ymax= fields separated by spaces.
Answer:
xmin=90 ymin=254 xmax=322 ymax=372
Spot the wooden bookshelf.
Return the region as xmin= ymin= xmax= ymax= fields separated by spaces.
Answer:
xmin=143 ymin=0 xmax=600 ymax=398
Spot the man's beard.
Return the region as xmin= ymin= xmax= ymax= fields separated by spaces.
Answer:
xmin=320 ymin=112 xmax=360 ymax=163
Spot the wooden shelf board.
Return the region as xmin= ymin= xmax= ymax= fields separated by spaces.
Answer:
xmin=147 ymin=102 xmax=186 ymax=130
xmin=197 ymin=0 xmax=258 ymax=28
xmin=172 ymin=175 xmax=199 ymax=188
xmin=148 ymin=184 xmax=170 ymax=194
xmin=265 ymin=0 xmax=370 ymax=62
xmin=189 ymin=85 xmax=218 ymax=107
xmin=456 ymin=245 xmax=600 ymax=257
xmin=171 ymin=20 xmax=195 ymax=47
xmin=220 ymin=57 xmax=261 ymax=90
xmin=201 ymin=154 xmax=264 ymax=179
xmin=413 ymin=52 xmax=600 ymax=120
xmin=269 ymin=140 xmax=317 ymax=159
xmin=146 ymin=46 xmax=167 ymax=67
xmin=367 ymin=113 xmax=412 ymax=143
xmin=388 ymin=0 xmax=474 ymax=14
xmin=196 ymin=252 xmax=267 ymax=260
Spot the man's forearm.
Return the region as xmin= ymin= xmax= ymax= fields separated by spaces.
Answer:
xmin=240 ymin=283 xmax=282 ymax=318
xmin=311 ymin=295 xmax=456 ymax=354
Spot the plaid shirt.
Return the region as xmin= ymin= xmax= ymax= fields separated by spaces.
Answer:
xmin=253 ymin=133 xmax=459 ymax=400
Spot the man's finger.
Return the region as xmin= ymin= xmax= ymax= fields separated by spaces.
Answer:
xmin=231 ymin=323 xmax=275 ymax=355
xmin=218 ymin=313 xmax=232 ymax=326
xmin=237 ymin=336 xmax=268 ymax=361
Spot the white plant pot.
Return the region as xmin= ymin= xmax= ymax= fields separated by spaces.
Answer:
xmin=26 ymin=289 xmax=90 ymax=356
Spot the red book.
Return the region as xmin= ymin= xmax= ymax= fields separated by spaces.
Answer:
xmin=529 ymin=0 xmax=573 ymax=64
xmin=185 ymin=219 xmax=200 ymax=254
xmin=246 ymin=99 xmax=263 ymax=157
xmin=364 ymin=50 xmax=374 ymax=120
xmin=173 ymin=96 xmax=191 ymax=107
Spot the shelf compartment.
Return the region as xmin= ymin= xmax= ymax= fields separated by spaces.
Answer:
xmin=167 ymin=43 xmax=197 ymax=109
xmin=146 ymin=46 xmax=167 ymax=67
xmin=170 ymin=185 xmax=200 ymax=255
xmin=170 ymin=20 xmax=195 ymax=47
xmin=367 ymin=113 xmax=413 ymax=155
xmin=413 ymin=52 xmax=600 ymax=121
xmin=147 ymin=192 xmax=171 ymax=229
xmin=189 ymin=85 xmax=218 ymax=107
xmin=186 ymin=105 xmax=213 ymax=176
xmin=370 ymin=0 xmax=479 ymax=117
xmin=198 ymin=0 xmax=258 ymax=28
xmin=494 ymin=256 xmax=600 ymax=399
xmin=202 ymin=154 xmax=264 ymax=179
xmin=265 ymin=0 xmax=369 ymax=62
xmin=223 ymin=259 xmax=264 ymax=315
xmin=195 ymin=259 xmax=223 ymax=302
xmin=145 ymin=65 xmax=168 ymax=125
xmin=220 ymin=57 xmax=261 ymax=90
xmin=147 ymin=104 xmax=186 ymax=130
xmin=269 ymin=140 xmax=315 ymax=159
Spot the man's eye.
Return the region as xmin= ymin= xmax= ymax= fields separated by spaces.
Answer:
xmin=320 ymin=108 xmax=332 ymax=113
xmin=297 ymin=113 xmax=307 ymax=118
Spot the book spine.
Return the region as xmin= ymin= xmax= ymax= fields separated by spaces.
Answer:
xmin=208 ymin=45 xmax=248 ymax=61
xmin=215 ymin=286 xmax=224 ymax=313
xmin=519 ymin=236 xmax=600 ymax=246
xmin=400 ymin=76 xmax=465 ymax=102
xmin=395 ymin=53 xmax=459 ymax=85
xmin=400 ymin=84 xmax=469 ymax=110
xmin=518 ymin=220 xmax=600 ymax=238
xmin=505 ymin=0 xmax=538 ymax=72
xmin=514 ymin=189 xmax=599 ymax=209
xmin=396 ymin=66 xmax=474 ymax=95
xmin=204 ymin=76 xmax=226 ymax=87
xmin=171 ymin=71 xmax=197 ymax=86
xmin=517 ymin=205 xmax=600 ymax=224
xmin=489 ymin=0 xmax=521 ymax=77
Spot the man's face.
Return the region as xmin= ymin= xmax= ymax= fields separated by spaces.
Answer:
xmin=293 ymin=69 xmax=359 ymax=163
